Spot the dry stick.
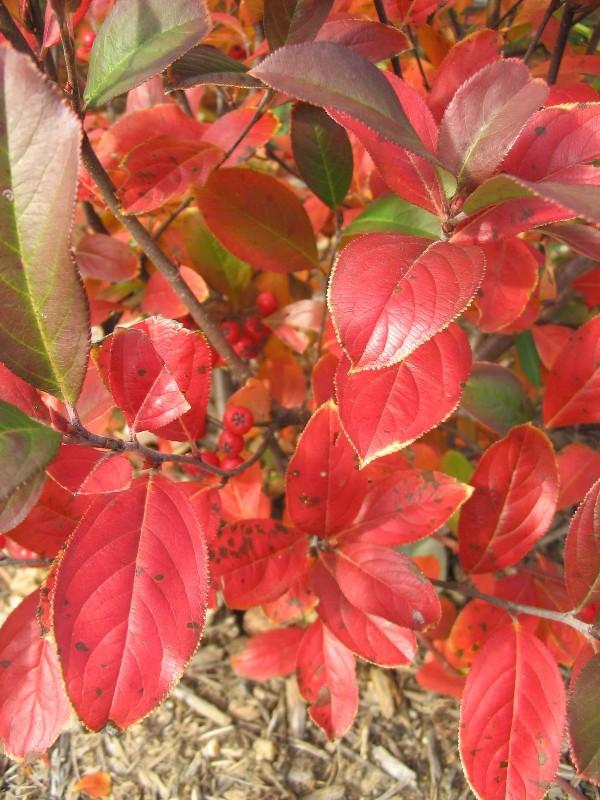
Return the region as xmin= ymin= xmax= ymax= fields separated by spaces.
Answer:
xmin=373 ymin=0 xmax=403 ymax=77
xmin=0 ymin=556 xmax=52 ymax=568
xmin=492 ymin=0 xmax=525 ymax=29
xmin=524 ymin=0 xmax=559 ymax=63
xmin=486 ymin=0 xmax=501 ymax=29
xmin=553 ymin=776 xmax=588 ymax=800
xmin=432 ymin=579 xmax=599 ymax=639
xmin=548 ymin=1 xmax=575 ymax=84
xmin=0 ymin=3 xmax=32 ymax=55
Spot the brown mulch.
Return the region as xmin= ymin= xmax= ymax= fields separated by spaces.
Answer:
xmin=0 ymin=568 xmax=595 ymax=800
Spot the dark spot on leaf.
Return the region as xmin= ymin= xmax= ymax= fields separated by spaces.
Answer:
xmin=154 ymin=574 xmax=164 ymax=581
xmin=534 ymin=126 xmax=546 ymax=136
xmin=75 ymin=641 xmax=89 ymax=652
xmin=187 ymin=621 xmax=201 ymax=630
xmin=138 ymin=369 xmax=147 ymax=376
xmin=0 ymin=659 xmax=10 ymax=668
xmin=95 ymin=688 xmax=103 ymax=696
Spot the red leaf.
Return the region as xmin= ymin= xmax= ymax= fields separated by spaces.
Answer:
xmin=53 ymin=475 xmax=209 ymax=731
xmin=119 ymin=137 xmax=221 ymax=214
xmin=459 ymin=424 xmax=559 ymax=574
xmin=319 ymin=543 xmax=440 ymax=630
xmin=427 ymin=30 xmax=501 ymax=122
xmin=96 ymin=327 xmax=189 ymax=433
xmin=329 ymin=73 xmax=445 ymax=215
xmin=262 ymin=578 xmax=316 ymax=624
xmin=474 ymin=239 xmax=539 ymax=332
xmin=311 ymin=351 xmax=338 ymax=406
xmin=232 ymin=627 xmax=304 ymax=680
xmin=532 ymin=324 xmax=572 ymax=370
xmin=202 ymin=106 xmax=279 ymax=167
xmin=0 ymin=361 xmax=50 ymax=422
xmin=568 ymin=651 xmax=600 ymax=784
xmin=72 ymin=772 xmax=112 ymax=799
xmin=543 ymin=316 xmax=600 ymax=428
xmin=460 ymin=624 xmax=566 ymax=800
xmin=210 ymin=519 xmax=309 ymax=608
xmin=564 ymin=479 xmax=600 ymax=609
xmin=309 ymin=558 xmax=417 ymax=666
xmin=330 ymin=234 xmax=483 ymax=370
xmin=219 ymin=462 xmax=271 ymax=521
xmin=7 ymin=480 xmax=91 ymax=557
xmin=197 ymin=168 xmax=318 ymax=273
xmin=447 ymin=599 xmax=512 ymax=669
xmin=335 ymin=325 xmax=472 ymax=466
xmin=76 ymin=233 xmax=139 ymax=282
xmin=502 ymin=103 xmax=600 ymax=181
xmin=97 ymin=317 xmax=211 ymax=440
xmin=341 ymin=469 xmax=472 ymax=547
xmin=296 ymin=619 xmax=358 ymax=739
xmin=416 ymin=646 xmax=466 ymax=699
xmin=573 ymin=265 xmax=600 ymax=307
xmin=316 ymin=19 xmax=409 ymax=62
xmin=46 ymin=445 xmax=132 ymax=495
xmin=0 ymin=590 xmax=70 ymax=759
xmin=142 ymin=266 xmax=209 ymax=319
xmin=558 ymin=443 xmax=600 ymax=510
xmin=437 ymin=60 xmax=548 ymax=187
xmin=249 ymin=42 xmax=431 ymax=161
xmin=286 ymin=402 xmax=367 ymax=536
xmin=543 ymin=224 xmax=600 ymax=263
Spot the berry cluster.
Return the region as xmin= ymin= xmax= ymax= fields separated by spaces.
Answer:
xmin=218 ymin=291 xmax=278 ymax=361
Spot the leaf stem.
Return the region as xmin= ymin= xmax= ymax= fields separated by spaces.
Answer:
xmin=406 ymin=25 xmax=431 ymax=91
xmin=432 ymin=579 xmax=599 ymax=640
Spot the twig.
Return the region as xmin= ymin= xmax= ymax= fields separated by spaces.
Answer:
xmin=0 ymin=556 xmax=52 ymax=568
xmin=586 ymin=18 xmax=600 ymax=53
xmin=265 ymin=143 xmax=302 ymax=180
xmin=432 ymin=579 xmax=599 ymax=639
xmin=548 ymin=1 xmax=575 ymax=84
xmin=493 ymin=0 xmax=525 ymax=29
xmin=51 ymin=0 xmax=82 ymax=114
xmin=406 ymin=25 xmax=431 ymax=91
xmin=0 ymin=3 xmax=34 ymax=56
xmin=486 ymin=0 xmax=501 ymax=29
xmin=214 ymin=89 xmax=274 ymax=168
xmin=373 ymin=0 xmax=403 ymax=77
xmin=171 ymin=87 xmax=194 ymax=117
xmin=524 ymin=0 xmax=559 ymax=63
xmin=554 ymin=776 xmax=588 ymax=800
xmin=448 ymin=8 xmax=464 ymax=40
xmin=64 ymin=412 xmax=292 ymax=478
xmin=83 ymin=200 xmax=110 ymax=234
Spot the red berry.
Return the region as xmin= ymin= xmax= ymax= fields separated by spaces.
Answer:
xmin=219 ymin=319 xmax=241 ymax=344
xmin=244 ymin=315 xmax=269 ymax=342
xmin=256 ymin=291 xmax=278 ymax=317
xmin=80 ymin=30 xmax=96 ymax=48
xmin=233 ymin=335 xmax=256 ymax=359
xmin=227 ymin=45 xmax=246 ymax=60
xmin=223 ymin=405 xmax=254 ymax=434
xmin=200 ymin=450 xmax=220 ymax=468
xmin=221 ymin=455 xmax=244 ymax=470
xmin=0 ymin=533 xmax=5 ymax=550
xmin=218 ymin=430 xmax=244 ymax=456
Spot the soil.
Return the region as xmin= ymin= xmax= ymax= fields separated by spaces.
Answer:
xmin=0 ymin=567 xmax=597 ymax=800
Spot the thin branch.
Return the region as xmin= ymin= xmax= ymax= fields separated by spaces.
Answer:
xmin=554 ymin=776 xmax=588 ymax=800
xmin=432 ymin=579 xmax=599 ymax=640
xmin=406 ymin=25 xmax=431 ymax=91
xmin=447 ymin=8 xmax=464 ymax=40
xmin=373 ymin=0 xmax=403 ymax=77
xmin=548 ymin=2 xmax=575 ymax=84
xmin=83 ymin=200 xmax=110 ymax=234
xmin=64 ymin=412 xmax=296 ymax=479
xmin=51 ymin=1 xmax=82 ymax=113
xmin=486 ymin=0 xmax=501 ymax=29
xmin=152 ymin=196 xmax=193 ymax=240
xmin=0 ymin=3 xmax=34 ymax=56
xmin=524 ymin=0 xmax=560 ymax=63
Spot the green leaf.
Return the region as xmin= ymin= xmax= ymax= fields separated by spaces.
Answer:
xmin=461 ymin=362 xmax=534 ymax=435
xmin=0 ymin=401 xmax=60 ymax=503
xmin=569 ymin=652 xmax=600 ymax=783
xmin=0 ymin=49 xmax=89 ymax=404
xmin=250 ymin=42 xmax=434 ymax=162
xmin=165 ymin=45 xmax=263 ymax=90
xmin=166 ymin=209 xmax=252 ymax=298
xmin=441 ymin=449 xmax=473 ymax=483
xmin=0 ymin=471 xmax=45 ymax=534
xmin=264 ymin=0 xmax=333 ymax=51
xmin=516 ymin=330 xmax=541 ymax=388
xmin=84 ymin=0 xmax=212 ymax=107
xmin=343 ymin=195 xmax=441 ymax=240
xmin=291 ymin=102 xmax=352 ymax=208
